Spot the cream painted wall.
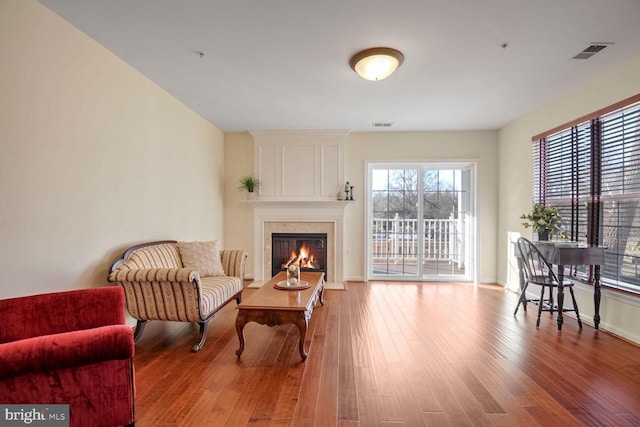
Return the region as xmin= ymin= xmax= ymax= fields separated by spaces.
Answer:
xmin=0 ymin=0 xmax=225 ymax=299
xmin=223 ymin=132 xmax=255 ymax=275
xmin=498 ymin=54 xmax=640 ymax=344
xmin=224 ymin=130 xmax=499 ymax=283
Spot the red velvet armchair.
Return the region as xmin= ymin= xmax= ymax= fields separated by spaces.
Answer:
xmin=0 ymin=287 xmax=135 ymax=427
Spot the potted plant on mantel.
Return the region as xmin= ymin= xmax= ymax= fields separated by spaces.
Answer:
xmin=520 ymin=203 xmax=567 ymax=241
xmin=238 ymin=175 xmax=260 ymax=200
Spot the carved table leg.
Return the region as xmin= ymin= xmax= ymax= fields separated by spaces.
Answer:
xmin=594 ymin=265 xmax=601 ymax=330
xmin=235 ymin=311 xmax=247 ymax=358
xmin=296 ymin=313 xmax=309 ymax=361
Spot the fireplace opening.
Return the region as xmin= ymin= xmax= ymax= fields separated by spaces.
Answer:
xmin=272 ymin=233 xmax=327 ymax=278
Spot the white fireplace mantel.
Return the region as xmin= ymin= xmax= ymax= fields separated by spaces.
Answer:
xmin=244 ymin=200 xmax=351 ymax=210
xmin=250 ymin=200 xmax=349 ymax=284
xmin=247 ymin=131 xmax=351 ymax=286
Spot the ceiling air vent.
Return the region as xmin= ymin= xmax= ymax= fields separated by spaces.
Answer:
xmin=572 ymin=43 xmax=612 ymax=60
xmin=372 ymin=122 xmax=393 ymax=128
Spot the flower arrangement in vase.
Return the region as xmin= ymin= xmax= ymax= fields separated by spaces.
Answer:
xmin=520 ymin=203 xmax=567 ymax=240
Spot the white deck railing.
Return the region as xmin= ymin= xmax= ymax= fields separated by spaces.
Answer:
xmin=372 ymin=214 xmax=464 ymax=267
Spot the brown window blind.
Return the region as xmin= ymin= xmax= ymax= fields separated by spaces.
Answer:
xmin=599 ymin=103 xmax=640 ymax=291
xmin=531 ymin=96 xmax=640 ymax=293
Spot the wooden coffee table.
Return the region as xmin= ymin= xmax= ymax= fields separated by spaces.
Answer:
xmin=235 ymin=271 xmax=325 ymax=361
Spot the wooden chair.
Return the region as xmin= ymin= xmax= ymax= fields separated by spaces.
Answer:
xmin=515 ymin=237 xmax=582 ymax=329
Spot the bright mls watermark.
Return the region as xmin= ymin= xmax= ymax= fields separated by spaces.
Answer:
xmin=0 ymin=405 xmax=69 ymax=426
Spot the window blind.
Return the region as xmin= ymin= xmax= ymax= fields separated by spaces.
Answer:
xmin=532 ymin=97 xmax=640 ymax=293
xmin=599 ymin=103 xmax=640 ymax=292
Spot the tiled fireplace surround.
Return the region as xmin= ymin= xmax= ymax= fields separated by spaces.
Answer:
xmin=250 ymin=201 xmax=347 ymax=287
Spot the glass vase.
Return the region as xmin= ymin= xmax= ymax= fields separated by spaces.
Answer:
xmin=287 ymin=264 xmax=300 ymax=286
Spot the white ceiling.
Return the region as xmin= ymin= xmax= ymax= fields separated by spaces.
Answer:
xmin=39 ymin=0 xmax=640 ymax=133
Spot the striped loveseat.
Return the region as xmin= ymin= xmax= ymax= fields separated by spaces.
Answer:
xmin=109 ymin=240 xmax=247 ymax=352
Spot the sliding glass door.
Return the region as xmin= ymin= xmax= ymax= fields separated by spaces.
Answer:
xmin=367 ymin=163 xmax=475 ymax=281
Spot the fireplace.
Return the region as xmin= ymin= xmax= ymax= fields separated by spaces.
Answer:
xmin=250 ymin=200 xmax=347 ymax=284
xmin=271 ymin=233 xmax=327 ymax=278
xmin=248 ymin=131 xmax=348 ymax=284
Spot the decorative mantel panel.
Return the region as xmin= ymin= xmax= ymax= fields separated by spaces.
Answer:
xmin=250 ymin=130 xmax=349 ymax=201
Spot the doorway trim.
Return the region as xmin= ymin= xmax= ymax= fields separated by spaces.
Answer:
xmin=365 ymin=161 xmax=477 ymax=282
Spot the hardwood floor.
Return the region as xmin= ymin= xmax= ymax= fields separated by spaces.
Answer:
xmin=132 ymin=282 xmax=640 ymax=426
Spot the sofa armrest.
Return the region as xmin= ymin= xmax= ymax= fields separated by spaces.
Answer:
xmin=109 ymin=268 xmax=205 ymax=322
xmin=0 ymin=325 xmax=134 ymax=380
xmin=221 ymin=250 xmax=248 ymax=280
xmin=109 ymin=267 xmax=200 ymax=284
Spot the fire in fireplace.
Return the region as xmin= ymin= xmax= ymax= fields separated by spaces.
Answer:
xmin=272 ymin=233 xmax=327 ymax=278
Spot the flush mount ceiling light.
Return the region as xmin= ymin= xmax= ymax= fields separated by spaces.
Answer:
xmin=349 ymin=47 xmax=404 ymax=81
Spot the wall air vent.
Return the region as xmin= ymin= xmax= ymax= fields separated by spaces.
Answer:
xmin=572 ymin=43 xmax=612 ymax=60
xmin=372 ymin=122 xmax=393 ymax=127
